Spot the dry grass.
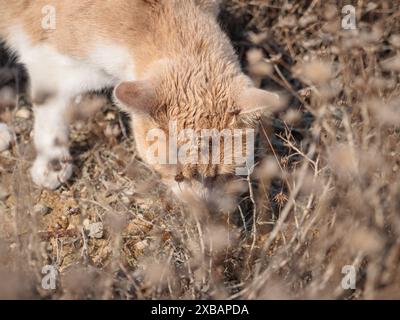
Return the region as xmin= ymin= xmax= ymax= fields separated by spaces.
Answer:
xmin=1 ymin=0 xmax=400 ymax=299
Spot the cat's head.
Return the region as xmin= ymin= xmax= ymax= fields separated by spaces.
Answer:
xmin=114 ymin=59 xmax=282 ymax=207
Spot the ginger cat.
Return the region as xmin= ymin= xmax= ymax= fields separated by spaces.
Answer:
xmin=0 ymin=0 xmax=281 ymax=205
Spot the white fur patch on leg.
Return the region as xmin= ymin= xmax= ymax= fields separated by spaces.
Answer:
xmin=31 ymin=97 xmax=73 ymax=190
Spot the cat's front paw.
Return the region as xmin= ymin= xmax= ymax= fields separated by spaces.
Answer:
xmin=31 ymin=156 xmax=73 ymax=190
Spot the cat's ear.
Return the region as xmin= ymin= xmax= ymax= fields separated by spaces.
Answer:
xmin=114 ymin=81 xmax=156 ymax=115
xmin=236 ymin=88 xmax=284 ymax=116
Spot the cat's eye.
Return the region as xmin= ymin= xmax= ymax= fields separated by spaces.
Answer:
xmin=192 ymin=171 xmax=200 ymax=180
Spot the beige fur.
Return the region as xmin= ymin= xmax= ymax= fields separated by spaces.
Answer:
xmin=0 ymin=0 xmax=281 ymax=203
